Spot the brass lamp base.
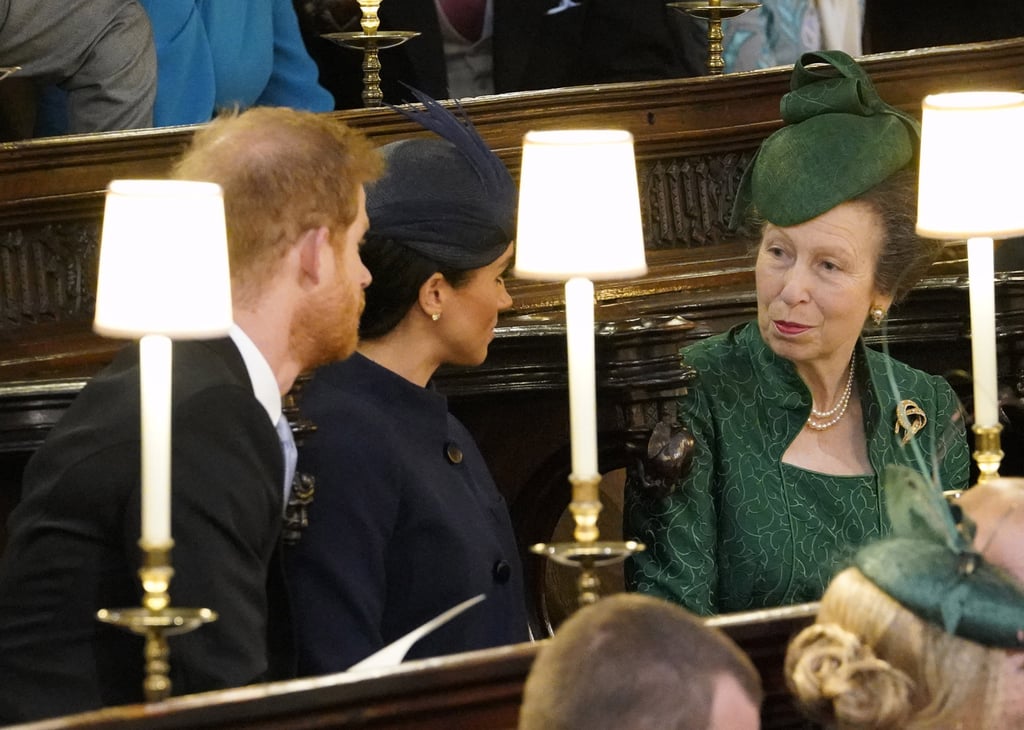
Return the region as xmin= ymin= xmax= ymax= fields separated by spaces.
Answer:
xmin=531 ymin=540 xmax=646 ymax=568
xmin=668 ymin=1 xmax=761 ymax=75
xmin=97 ymin=607 xmax=217 ymax=701
xmin=973 ymin=423 xmax=1004 ymax=484
xmin=322 ymin=31 xmax=420 ymax=108
xmin=531 ymin=540 xmax=645 ymax=606
xmin=669 ymin=1 xmax=762 ymax=19
xmin=531 ymin=473 xmax=646 ymax=606
xmin=323 ymin=30 xmax=420 ymax=51
xmin=97 ymin=542 xmax=217 ymax=702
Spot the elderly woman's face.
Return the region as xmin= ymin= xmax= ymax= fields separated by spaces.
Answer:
xmin=755 ymin=201 xmax=893 ymax=370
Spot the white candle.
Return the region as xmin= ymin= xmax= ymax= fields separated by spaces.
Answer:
xmin=565 ymin=277 xmax=599 ymax=479
xmin=967 ymin=237 xmax=999 ymax=428
xmin=139 ymin=333 xmax=173 ymax=547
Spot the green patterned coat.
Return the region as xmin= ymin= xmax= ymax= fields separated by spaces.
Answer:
xmin=624 ymin=322 xmax=970 ymax=616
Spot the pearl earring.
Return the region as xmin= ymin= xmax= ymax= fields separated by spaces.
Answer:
xmin=431 ymin=312 xmax=441 ymax=322
xmin=869 ymin=306 xmax=885 ymax=325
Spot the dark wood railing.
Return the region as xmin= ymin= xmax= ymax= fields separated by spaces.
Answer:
xmin=3 ymin=37 xmax=1024 ymax=730
xmin=9 ymin=603 xmax=818 ymax=730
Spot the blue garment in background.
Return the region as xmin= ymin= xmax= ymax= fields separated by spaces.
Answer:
xmin=139 ymin=0 xmax=333 ymax=126
xmin=36 ymin=0 xmax=333 ymax=135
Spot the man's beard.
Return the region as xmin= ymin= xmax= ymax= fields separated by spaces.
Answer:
xmin=290 ymin=283 xmax=363 ymax=371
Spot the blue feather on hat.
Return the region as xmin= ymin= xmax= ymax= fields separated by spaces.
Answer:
xmin=365 ymin=87 xmax=517 ymax=269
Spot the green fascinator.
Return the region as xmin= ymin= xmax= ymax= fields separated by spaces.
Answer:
xmin=855 ymin=466 xmax=1024 ymax=648
xmin=730 ymin=50 xmax=921 ymax=228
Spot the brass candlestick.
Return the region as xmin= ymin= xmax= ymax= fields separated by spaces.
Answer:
xmin=321 ymin=0 xmax=419 ymax=108
xmin=97 ymin=542 xmax=217 ymax=702
xmin=668 ymin=0 xmax=761 ymax=75
xmin=973 ymin=423 xmax=1004 ymax=484
xmin=531 ymin=474 xmax=644 ymax=607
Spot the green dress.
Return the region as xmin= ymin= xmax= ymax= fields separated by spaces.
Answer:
xmin=623 ymin=322 xmax=970 ymax=616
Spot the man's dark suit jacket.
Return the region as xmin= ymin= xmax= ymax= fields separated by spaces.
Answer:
xmin=0 ymin=338 xmax=290 ymax=724
xmin=296 ymin=0 xmax=708 ymax=109
xmin=864 ymin=0 xmax=1024 ymax=52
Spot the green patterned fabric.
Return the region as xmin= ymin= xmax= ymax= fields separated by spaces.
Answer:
xmin=730 ymin=50 xmax=921 ymax=228
xmin=623 ymin=322 xmax=971 ymax=616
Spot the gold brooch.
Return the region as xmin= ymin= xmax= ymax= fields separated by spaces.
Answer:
xmin=895 ymin=400 xmax=927 ymax=445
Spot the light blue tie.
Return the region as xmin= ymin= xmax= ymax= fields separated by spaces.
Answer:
xmin=275 ymin=416 xmax=297 ymax=509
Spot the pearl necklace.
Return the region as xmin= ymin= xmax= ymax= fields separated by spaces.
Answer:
xmin=806 ymin=357 xmax=855 ymax=431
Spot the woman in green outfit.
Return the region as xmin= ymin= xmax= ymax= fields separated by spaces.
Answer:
xmin=623 ymin=50 xmax=971 ymax=616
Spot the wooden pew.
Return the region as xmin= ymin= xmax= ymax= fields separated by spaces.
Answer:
xmin=5 ymin=37 xmax=1024 ymax=625
xmin=2 ymin=37 xmax=1024 ymax=729
xmin=8 ymin=603 xmax=819 ymax=730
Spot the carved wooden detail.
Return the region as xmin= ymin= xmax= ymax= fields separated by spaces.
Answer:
xmin=0 ymin=158 xmax=760 ymax=335
xmin=639 ymin=150 xmax=755 ymax=250
xmin=0 ymin=42 xmax=1023 ymax=730
xmin=1 ymin=37 xmax=1024 ymax=730
xmin=0 ymin=222 xmax=98 ymax=329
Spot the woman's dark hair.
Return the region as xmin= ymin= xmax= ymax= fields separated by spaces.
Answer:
xmin=358 ymin=235 xmax=473 ymax=339
xmin=854 ymin=166 xmax=945 ymax=304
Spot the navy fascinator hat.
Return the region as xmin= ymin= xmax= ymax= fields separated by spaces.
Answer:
xmin=366 ymin=88 xmax=518 ymax=269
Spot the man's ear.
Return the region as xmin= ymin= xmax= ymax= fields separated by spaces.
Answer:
xmin=417 ymin=272 xmax=447 ymax=318
xmin=296 ymin=226 xmax=332 ymax=285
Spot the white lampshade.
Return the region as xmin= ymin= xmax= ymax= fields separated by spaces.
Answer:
xmin=916 ymin=91 xmax=1024 ymax=240
xmin=514 ymin=129 xmax=648 ymax=281
xmin=94 ymin=179 xmax=234 ymax=338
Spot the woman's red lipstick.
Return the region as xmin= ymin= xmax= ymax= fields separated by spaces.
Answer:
xmin=773 ymin=320 xmax=809 ymax=335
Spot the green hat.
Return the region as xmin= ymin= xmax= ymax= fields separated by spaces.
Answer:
xmin=730 ymin=50 xmax=921 ymax=229
xmin=855 ymin=465 xmax=1024 ymax=649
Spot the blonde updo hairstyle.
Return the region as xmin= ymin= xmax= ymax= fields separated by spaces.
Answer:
xmin=786 ymin=567 xmax=1009 ymax=729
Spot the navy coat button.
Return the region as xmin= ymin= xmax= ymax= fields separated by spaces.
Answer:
xmin=445 ymin=442 xmax=464 ymax=464
xmin=492 ymin=560 xmax=511 ymax=583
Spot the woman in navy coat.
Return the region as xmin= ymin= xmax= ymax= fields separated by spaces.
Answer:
xmin=284 ymin=93 xmax=529 ymax=674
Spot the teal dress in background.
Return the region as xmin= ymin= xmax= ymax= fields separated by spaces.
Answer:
xmin=623 ymin=322 xmax=970 ymax=616
xmin=722 ymin=0 xmax=866 ymax=73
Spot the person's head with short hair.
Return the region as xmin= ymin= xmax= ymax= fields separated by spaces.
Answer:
xmin=171 ymin=106 xmax=382 ymax=386
xmin=173 ymin=105 xmax=381 ymax=303
xmin=518 ymin=593 xmax=763 ymax=730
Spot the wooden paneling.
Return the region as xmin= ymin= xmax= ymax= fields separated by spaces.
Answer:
xmin=2 ymin=37 xmax=1024 ymax=224
xmin=3 ymin=36 xmax=1024 ymax=730
xmin=8 ymin=604 xmax=818 ymax=730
